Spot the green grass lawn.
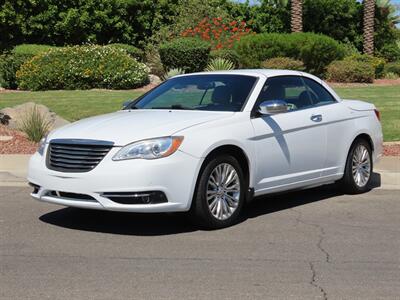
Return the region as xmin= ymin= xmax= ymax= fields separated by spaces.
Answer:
xmin=0 ymin=90 xmax=143 ymax=122
xmin=0 ymin=86 xmax=398 ymax=141
xmin=335 ymin=86 xmax=399 ymax=142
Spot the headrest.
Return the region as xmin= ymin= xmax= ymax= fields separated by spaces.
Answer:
xmin=211 ymin=86 xmax=231 ymax=105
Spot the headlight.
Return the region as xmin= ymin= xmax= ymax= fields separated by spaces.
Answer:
xmin=37 ymin=135 xmax=48 ymax=156
xmin=112 ymin=136 xmax=184 ymax=161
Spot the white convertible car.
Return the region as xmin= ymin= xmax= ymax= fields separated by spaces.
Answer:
xmin=28 ymin=70 xmax=383 ymax=228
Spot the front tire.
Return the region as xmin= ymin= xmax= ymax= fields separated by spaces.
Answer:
xmin=339 ymin=138 xmax=373 ymax=194
xmin=191 ymin=155 xmax=246 ymax=229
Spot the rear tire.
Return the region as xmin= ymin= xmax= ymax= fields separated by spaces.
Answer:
xmin=339 ymin=138 xmax=373 ymax=194
xmin=191 ymin=155 xmax=246 ymax=229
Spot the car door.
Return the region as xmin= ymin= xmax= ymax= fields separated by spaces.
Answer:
xmin=250 ymin=75 xmax=328 ymax=193
xmin=301 ymin=76 xmax=352 ymax=177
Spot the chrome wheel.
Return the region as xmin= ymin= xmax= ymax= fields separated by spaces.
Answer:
xmin=352 ymin=144 xmax=371 ymax=187
xmin=206 ymin=163 xmax=241 ymax=220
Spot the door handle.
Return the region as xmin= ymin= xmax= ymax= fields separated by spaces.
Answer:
xmin=311 ymin=114 xmax=322 ymax=122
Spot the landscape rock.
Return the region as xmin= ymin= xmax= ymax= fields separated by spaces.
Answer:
xmin=149 ymin=74 xmax=162 ymax=85
xmin=0 ymin=102 xmax=70 ymax=131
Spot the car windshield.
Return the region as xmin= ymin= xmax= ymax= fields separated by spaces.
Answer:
xmin=130 ymin=74 xmax=257 ymax=112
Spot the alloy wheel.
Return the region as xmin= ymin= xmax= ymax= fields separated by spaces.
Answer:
xmin=206 ymin=163 xmax=241 ymax=220
xmin=351 ymin=144 xmax=371 ymax=187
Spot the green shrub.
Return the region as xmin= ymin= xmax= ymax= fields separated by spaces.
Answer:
xmin=159 ymin=38 xmax=211 ymax=73
xmin=383 ymin=72 xmax=399 ymax=79
xmin=16 ymin=45 xmax=149 ymax=91
xmin=205 ymin=58 xmax=235 ymax=71
xmin=261 ymin=57 xmax=305 ymax=71
xmin=326 ymin=60 xmax=374 ymax=83
xmin=163 ymin=68 xmax=185 ymax=80
xmin=105 ymin=43 xmax=144 ymax=61
xmin=144 ymin=44 xmax=165 ymax=77
xmin=376 ymin=43 xmax=400 ymax=62
xmin=235 ymin=32 xmax=345 ymax=76
xmin=209 ymin=49 xmax=240 ymax=68
xmin=19 ymin=105 xmax=50 ymax=142
xmin=344 ymin=54 xmax=386 ymax=78
xmin=12 ymin=44 xmax=56 ymax=56
xmin=384 ymin=62 xmax=400 ymax=76
xmin=0 ymin=44 xmax=56 ymax=89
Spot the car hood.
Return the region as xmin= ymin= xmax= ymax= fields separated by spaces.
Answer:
xmin=48 ymin=110 xmax=234 ymax=146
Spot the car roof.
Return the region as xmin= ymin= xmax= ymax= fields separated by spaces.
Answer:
xmin=179 ymin=69 xmax=317 ymax=80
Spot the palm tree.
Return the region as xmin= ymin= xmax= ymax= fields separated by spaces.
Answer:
xmin=290 ymin=0 xmax=303 ymax=32
xmin=363 ymin=0 xmax=375 ymax=55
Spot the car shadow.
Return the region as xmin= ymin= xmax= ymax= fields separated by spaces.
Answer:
xmin=39 ymin=172 xmax=381 ymax=236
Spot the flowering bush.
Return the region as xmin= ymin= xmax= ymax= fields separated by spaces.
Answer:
xmin=16 ymin=45 xmax=149 ymax=90
xmin=181 ymin=17 xmax=252 ymax=50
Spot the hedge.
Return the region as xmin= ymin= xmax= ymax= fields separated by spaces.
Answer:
xmin=235 ymin=32 xmax=346 ymax=76
xmin=384 ymin=62 xmax=400 ymax=76
xmin=344 ymin=54 xmax=385 ymax=78
xmin=0 ymin=44 xmax=56 ymax=89
xmin=16 ymin=45 xmax=149 ymax=91
xmin=105 ymin=43 xmax=144 ymax=61
xmin=326 ymin=60 xmax=374 ymax=83
xmin=159 ymin=38 xmax=211 ymax=73
xmin=262 ymin=57 xmax=305 ymax=71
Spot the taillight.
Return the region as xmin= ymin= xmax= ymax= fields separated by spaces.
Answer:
xmin=374 ymin=109 xmax=381 ymax=121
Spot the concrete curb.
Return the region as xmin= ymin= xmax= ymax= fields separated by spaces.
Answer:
xmin=0 ymin=154 xmax=399 ymax=189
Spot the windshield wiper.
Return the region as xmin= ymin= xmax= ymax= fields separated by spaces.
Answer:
xmin=152 ymin=104 xmax=192 ymax=110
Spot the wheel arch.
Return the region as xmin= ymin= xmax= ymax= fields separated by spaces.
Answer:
xmin=189 ymin=144 xmax=253 ymax=210
xmin=350 ymin=133 xmax=374 ymax=152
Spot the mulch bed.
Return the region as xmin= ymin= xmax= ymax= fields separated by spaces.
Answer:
xmin=1 ymin=124 xmax=399 ymax=156
xmin=383 ymin=144 xmax=400 ymax=156
xmin=0 ymin=125 xmax=38 ymax=154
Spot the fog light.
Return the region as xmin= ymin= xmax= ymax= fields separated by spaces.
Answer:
xmin=100 ymin=191 xmax=168 ymax=205
xmin=29 ymin=182 xmax=40 ymax=194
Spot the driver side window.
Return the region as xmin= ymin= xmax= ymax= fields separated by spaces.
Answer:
xmin=257 ymin=76 xmax=313 ymax=111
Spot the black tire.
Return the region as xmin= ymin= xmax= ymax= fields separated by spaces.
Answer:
xmin=191 ymin=155 xmax=246 ymax=229
xmin=338 ymin=138 xmax=373 ymax=194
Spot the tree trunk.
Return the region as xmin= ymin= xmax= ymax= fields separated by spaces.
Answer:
xmin=291 ymin=0 xmax=303 ymax=32
xmin=363 ymin=0 xmax=375 ymax=55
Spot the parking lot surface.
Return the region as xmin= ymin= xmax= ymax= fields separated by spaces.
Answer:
xmin=1 ymin=186 xmax=399 ymax=299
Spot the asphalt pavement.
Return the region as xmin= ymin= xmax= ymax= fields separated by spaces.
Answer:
xmin=1 ymin=185 xmax=399 ymax=299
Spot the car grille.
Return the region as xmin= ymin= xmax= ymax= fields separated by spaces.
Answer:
xmin=47 ymin=139 xmax=114 ymax=173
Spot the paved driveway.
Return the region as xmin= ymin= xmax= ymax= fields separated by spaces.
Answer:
xmin=1 ymin=186 xmax=399 ymax=299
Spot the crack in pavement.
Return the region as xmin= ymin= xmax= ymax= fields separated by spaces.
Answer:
xmin=291 ymin=208 xmax=331 ymax=299
xmin=292 ymin=208 xmax=331 ymax=263
xmin=309 ymin=261 xmax=328 ymax=300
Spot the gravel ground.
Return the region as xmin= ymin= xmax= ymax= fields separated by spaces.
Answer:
xmin=0 ymin=125 xmax=38 ymax=154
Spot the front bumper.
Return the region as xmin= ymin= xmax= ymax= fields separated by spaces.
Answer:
xmin=28 ymin=146 xmax=202 ymax=213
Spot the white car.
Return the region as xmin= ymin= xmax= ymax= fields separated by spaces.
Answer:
xmin=28 ymin=70 xmax=383 ymax=228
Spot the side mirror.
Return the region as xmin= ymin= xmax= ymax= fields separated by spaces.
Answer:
xmin=258 ymin=100 xmax=288 ymax=115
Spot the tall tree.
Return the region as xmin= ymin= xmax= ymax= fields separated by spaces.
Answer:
xmin=291 ymin=0 xmax=303 ymax=32
xmin=363 ymin=0 xmax=375 ymax=55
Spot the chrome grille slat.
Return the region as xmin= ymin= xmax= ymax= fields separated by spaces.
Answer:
xmin=51 ymin=145 xmax=111 ymax=152
xmin=50 ymin=152 xmax=103 ymax=160
xmin=47 ymin=140 xmax=113 ymax=173
xmin=50 ymin=157 xmax=100 ymax=165
xmin=50 ymin=149 xmax=108 ymax=156
xmin=49 ymin=162 xmax=96 ymax=169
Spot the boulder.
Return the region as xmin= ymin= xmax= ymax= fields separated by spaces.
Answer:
xmin=0 ymin=102 xmax=70 ymax=130
xmin=149 ymin=74 xmax=162 ymax=85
